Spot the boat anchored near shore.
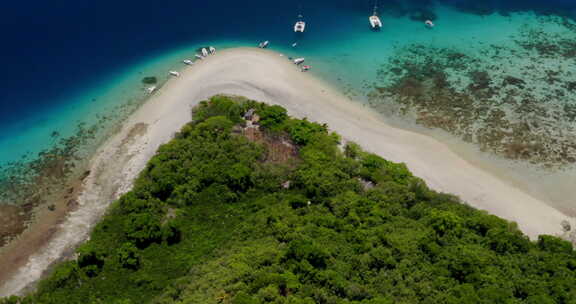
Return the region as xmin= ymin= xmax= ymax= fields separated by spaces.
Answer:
xmin=146 ymin=86 xmax=157 ymax=94
xmin=259 ymin=41 xmax=270 ymax=48
xmin=169 ymin=71 xmax=180 ymax=77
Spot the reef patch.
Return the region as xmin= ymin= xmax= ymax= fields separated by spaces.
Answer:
xmin=368 ymin=16 xmax=576 ymax=167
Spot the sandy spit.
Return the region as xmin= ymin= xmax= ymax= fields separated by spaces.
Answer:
xmin=0 ymin=47 xmax=573 ymax=297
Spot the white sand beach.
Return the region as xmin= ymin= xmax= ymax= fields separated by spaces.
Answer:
xmin=0 ymin=47 xmax=574 ymax=296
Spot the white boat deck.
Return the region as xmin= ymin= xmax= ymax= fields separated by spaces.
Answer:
xmin=369 ymin=15 xmax=382 ymax=28
xmin=294 ymin=21 xmax=306 ymax=33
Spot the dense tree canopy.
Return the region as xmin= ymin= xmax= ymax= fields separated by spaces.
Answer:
xmin=3 ymin=96 xmax=575 ymax=304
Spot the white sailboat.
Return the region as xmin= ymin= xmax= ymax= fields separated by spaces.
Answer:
xmin=294 ymin=14 xmax=305 ymax=32
xmin=369 ymin=4 xmax=382 ymax=29
xmin=369 ymin=15 xmax=382 ymax=29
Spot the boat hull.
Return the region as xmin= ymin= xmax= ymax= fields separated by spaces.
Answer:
xmin=369 ymin=16 xmax=382 ymax=30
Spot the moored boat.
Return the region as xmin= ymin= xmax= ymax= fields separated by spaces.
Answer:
xmin=183 ymin=59 xmax=194 ymax=65
xmin=201 ymin=48 xmax=208 ymax=57
xmin=169 ymin=71 xmax=180 ymax=77
xmin=195 ymin=54 xmax=203 ymax=60
xmin=425 ymin=20 xmax=435 ymax=28
xmin=301 ymin=65 xmax=311 ymax=72
xmin=294 ymin=15 xmax=306 ymax=33
xmin=369 ymin=3 xmax=382 ymax=30
xmin=293 ymin=57 xmax=305 ymax=65
xmin=369 ymin=15 xmax=382 ymax=29
xmin=209 ymin=46 xmax=216 ymax=54
xmin=259 ymin=41 xmax=270 ymax=48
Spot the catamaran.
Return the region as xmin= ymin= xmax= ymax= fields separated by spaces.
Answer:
xmin=259 ymin=41 xmax=270 ymax=48
xmin=209 ymin=46 xmax=216 ymax=54
xmin=294 ymin=15 xmax=306 ymax=33
xmin=294 ymin=21 xmax=306 ymax=32
xmin=369 ymin=4 xmax=382 ymax=29
xmin=369 ymin=15 xmax=382 ymax=29
xmin=201 ymin=48 xmax=209 ymax=57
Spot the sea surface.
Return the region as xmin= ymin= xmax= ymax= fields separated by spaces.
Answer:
xmin=0 ymin=0 xmax=575 ymax=203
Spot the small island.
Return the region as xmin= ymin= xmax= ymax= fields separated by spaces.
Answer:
xmin=3 ymin=96 xmax=574 ymax=304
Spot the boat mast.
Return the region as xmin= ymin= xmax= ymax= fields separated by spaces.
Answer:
xmin=373 ymin=0 xmax=378 ymax=16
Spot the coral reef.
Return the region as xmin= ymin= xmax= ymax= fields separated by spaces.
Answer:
xmin=368 ymin=17 xmax=576 ymax=167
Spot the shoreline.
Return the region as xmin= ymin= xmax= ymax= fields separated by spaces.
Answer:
xmin=1 ymin=47 xmax=574 ymax=297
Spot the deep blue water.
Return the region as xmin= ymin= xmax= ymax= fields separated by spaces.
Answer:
xmin=0 ymin=0 xmax=574 ymax=163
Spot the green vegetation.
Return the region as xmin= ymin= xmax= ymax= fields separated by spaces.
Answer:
xmin=4 ymin=96 xmax=575 ymax=304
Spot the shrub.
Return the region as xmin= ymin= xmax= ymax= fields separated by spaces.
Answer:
xmin=123 ymin=213 xmax=163 ymax=248
xmin=538 ymin=235 xmax=573 ymax=254
xmin=117 ymin=243 xmax=140 ymax=270
xmin=429 ymin=209 xmax=463 ymax=236
xmin=36 ymin=261 xmax=78 ymax=291
xmin=287 ymin=119 xmax=327 ymax=146
xmin=77 ymin=243 xmax=105 ymax=277
xmin=258 ymin=105 xmax=288 ymax=130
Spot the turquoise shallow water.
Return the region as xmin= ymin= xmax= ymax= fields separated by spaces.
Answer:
xmin=0 ymin=1 xmax=575 ymax=204
xmin=293 ymin=6 xmax=563 ymax=95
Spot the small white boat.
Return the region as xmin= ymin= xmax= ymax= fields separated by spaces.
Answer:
xmin=301 ymin=65 xmax=311 ymax=72
xmin=209 ymin=46 xmax=216 ymax=54
xmin=294 ymin=21 xmax=306 ymax=33
xmin=195 ymin=54 xmax=203 ymax=60
xmin=293 ymin=57 xmax=305 ymax=65
xmin=292 ymin=42 xmax=298 ymax=48
xmin=294 ymin=14 xmax=306 ymax=33
xmin=259 ymin=41 xmax=270 ymax=48
xmin=201 ymin=48 xmax=208 ymax=57
xmin=169 ymin=71 xmax=180 ymax=77
xmin=369 ymin=15 xmax=382 ymax=29
xmin=146 ymin=86 xmax=157 ymax=93
xmin=183 ymin=59 xmax=194 ymax=65
xmin=425 ymin=20 xmax=435 ymax=28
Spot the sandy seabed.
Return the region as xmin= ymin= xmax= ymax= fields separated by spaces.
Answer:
xmin=0 ymin=47 xmax=574 ymax=297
